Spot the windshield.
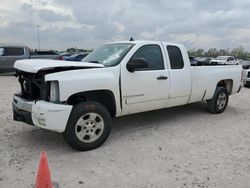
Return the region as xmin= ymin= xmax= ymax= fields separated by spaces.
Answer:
xmin=82 ymin=43 xmax=134 ymax=66
xmin=215 ymin=56 xmax=228 ymax=60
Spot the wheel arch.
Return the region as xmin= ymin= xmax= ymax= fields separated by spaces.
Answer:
xmin=67 ymin=90 xmax=117 ymax=117
xmin=217 ymin=79 xmax=233 ymax=95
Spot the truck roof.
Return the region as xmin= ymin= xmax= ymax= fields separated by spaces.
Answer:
xmin=108 ymin=40 xmax=182 ymax=46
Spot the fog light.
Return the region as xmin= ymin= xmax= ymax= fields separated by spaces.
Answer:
xmin=38 ymin=118 xmax=46 ymax=126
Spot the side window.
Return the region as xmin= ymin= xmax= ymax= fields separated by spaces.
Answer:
xmin=167 ymin=46 xmax=184 ymax=69
xmin=131 ymin=45 xmax=164 ymax=71
xmin=4 ymin=47 xmax=24 ymax=56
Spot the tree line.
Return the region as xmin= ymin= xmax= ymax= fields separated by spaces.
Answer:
xmin=188 ymin=46 xmax=250 ymax=60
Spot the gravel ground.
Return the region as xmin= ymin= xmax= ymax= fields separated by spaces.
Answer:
xmin=0 ymin=75 xmax=250 ymax=188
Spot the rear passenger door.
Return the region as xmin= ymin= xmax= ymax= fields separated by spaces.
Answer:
xmin=163 ymin=43 xmax=192 ymax=107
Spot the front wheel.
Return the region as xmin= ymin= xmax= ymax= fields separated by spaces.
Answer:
xmin=63 ymin=102 xmax=112 ymax=151
xmin=207 ymin=87 xmax=229 ymax=114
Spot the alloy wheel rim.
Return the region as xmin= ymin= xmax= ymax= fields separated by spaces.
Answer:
xmin=75 ymin=112 xmax=104 ymax=143
xmin=217 ymin=93 xmax=227 ymax=110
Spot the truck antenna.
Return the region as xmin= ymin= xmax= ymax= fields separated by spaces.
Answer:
xmin=129 ymin=37 xmax=134 ymax=41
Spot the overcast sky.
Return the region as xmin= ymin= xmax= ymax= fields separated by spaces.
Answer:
xmin=0 ymin=0 xmax=250 ymax=51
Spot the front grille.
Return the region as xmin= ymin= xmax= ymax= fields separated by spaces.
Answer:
xmin=16 ymin=71 xmax=49 ymax=101
xmin=248 ymin=72 xmax=250 ymax=78
xmin=21 ymin=78 xmax=40 ymax=100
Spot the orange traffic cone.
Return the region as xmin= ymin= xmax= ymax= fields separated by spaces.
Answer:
xmin=35 ymin=151 xmax=59 ymax=188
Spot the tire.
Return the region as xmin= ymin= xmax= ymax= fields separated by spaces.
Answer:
xmin=207 ymin=87 xmax=229 ymax=114
xmin=63 ymin=101 xmax=112 ymax=151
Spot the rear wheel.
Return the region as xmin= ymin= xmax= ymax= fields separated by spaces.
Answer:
xmin=63 ymin=101 xmax=112 ymax=151
xmin=207 ymin=87 xmax=229 ymax=114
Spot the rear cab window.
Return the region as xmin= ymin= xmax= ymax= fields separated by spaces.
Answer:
xmin=167 ymin=46 xmax=184 ymax=69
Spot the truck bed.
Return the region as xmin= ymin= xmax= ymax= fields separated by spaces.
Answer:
xmin=189 ymin=65 xmax=242 ymax=103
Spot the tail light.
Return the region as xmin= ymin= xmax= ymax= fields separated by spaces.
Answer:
xmin=58 ymin=55 xmax=63 ymax=60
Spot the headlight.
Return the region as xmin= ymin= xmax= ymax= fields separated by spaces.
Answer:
xmin=50 ymin=81 xmax=60 ymax=103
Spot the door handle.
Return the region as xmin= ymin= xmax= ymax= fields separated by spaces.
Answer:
xmin=157 ymin=75 xmax=168 ymax=80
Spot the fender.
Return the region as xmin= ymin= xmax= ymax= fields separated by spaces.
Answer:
xmin=45 ymin=66 xmax=122 ymax=116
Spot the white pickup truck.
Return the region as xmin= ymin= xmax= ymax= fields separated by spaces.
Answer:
xmin=12 ymin=41 xmax=242 ymax=151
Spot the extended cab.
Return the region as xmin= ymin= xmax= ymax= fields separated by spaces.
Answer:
xmin=12 ymin=41 xmax=242 ymax=151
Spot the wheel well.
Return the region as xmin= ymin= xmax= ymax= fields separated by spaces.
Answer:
xmin=217 ymin=79 xmax=233 ymax=94
xmin=67 ymin=90 xmax=116 ymax=117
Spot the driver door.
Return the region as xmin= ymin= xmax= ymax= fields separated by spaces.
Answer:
xmin=121 ymin=43 xmax=170 ymax=115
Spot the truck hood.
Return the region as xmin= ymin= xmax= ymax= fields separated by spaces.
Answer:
xmin=14 ymin=59 xmax=104 ymax=73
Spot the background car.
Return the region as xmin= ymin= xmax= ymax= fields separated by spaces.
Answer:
xmin=240 ymin=59 xmax=250 ymax=69
xmin=64 ymin=53 xmax=89 ymax=61
xmin=190 ymin=57 xmax=200 ymax=66
xmin=60 ymin=52 xmax=74 ymax=60
xmin=210 ymin=56 xmax=239 ymax=65
xmin=0 ymin=45 xmax=62 ymax=73
xmin=243 ymin=69 xmax=250 ymax=87
xmin=240 ymin=59 xmax=250 ymax=87
xmin=196 ymin=57 xmax=213 ymax=65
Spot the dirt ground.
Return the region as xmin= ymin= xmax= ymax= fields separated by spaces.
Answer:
xmin=0 ymin=75 xmax=250 ymax=188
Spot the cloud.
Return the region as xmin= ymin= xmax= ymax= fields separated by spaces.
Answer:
xmin=36 ymin=9 xmax=71 ymax=22
xmin=0 ymin=0 xmax=250 ymax=51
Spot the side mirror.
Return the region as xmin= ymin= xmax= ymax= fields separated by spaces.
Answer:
xmin=127 ymin=58 xmax=148 ymax=72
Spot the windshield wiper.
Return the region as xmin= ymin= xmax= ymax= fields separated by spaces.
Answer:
xmin=85 ymin=60 xmax=107 ymax=67
xmin=87 ymin=60 xmax=100 ymax=64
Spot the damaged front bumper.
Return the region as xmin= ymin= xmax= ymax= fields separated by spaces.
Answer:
xmin=13 ymin=94 xmax=33 ymax=125
xmin=13 ymin=94 xmax=73 ymax=133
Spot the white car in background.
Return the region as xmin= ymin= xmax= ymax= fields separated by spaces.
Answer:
xmin=243 ymin=67 xmax=250 ymax=87
xmin=210 ymin=56 xmax=239 ymax=65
